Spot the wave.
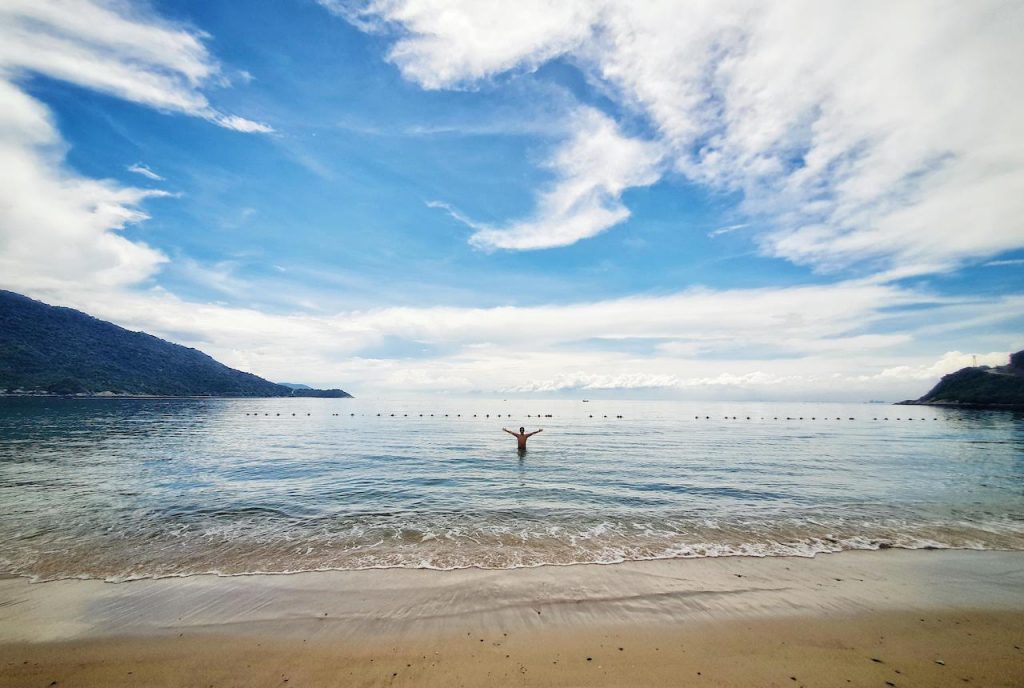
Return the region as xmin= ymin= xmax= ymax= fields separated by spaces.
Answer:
xmin=5 ymin=518 xmax=1022 ymax=583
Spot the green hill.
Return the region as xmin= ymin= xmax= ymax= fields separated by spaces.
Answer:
xmin=900 ymin=349 xmax=1024 ymax=409
xmin=0 ymin=290 xmax=351 ymax=398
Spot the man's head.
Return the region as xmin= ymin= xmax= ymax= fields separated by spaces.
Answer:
xmin=520 ymin=426 xmax=525 ymax=433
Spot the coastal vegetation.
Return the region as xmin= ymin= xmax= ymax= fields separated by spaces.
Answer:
xmin=0 ymin=290 xmax=351 ymax=398
xmin=900 ymin=349 xmax=1024 ymax=409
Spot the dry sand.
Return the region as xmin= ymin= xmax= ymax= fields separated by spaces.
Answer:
xmin=1 ymin=549 xmax=1022 ymax=687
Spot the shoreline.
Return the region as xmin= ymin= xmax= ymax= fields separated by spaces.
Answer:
xmin=5 ymin=542 xmax=1022 ymax=585
xmin=896 ymin=399 xmax=1024 ymax=410
xmin=0 ymin=394 xmax=354 ymax=400
xmin=2 ymin=549 xmax=1022 ymax=686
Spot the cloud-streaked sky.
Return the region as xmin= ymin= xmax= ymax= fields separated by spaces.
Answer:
xmin=1 ymin=0 xmax=1021 ymax=399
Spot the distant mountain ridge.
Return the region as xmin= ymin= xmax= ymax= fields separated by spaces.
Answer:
xmin=898 ymin=349 xmax=1024 ymax=409
xmin=0 ymin=290 xmax=352 ymax=398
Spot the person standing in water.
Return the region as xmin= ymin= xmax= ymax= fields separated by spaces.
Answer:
xmin=503 ymin=426 xmax=542 ymax=451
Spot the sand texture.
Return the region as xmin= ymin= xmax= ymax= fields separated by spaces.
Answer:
xmin=1 ymin=550 xmax=1022 ymax=686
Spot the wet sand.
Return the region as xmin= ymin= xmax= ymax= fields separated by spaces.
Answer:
xmin=1 ymin=550 xmax=1022 ymax=687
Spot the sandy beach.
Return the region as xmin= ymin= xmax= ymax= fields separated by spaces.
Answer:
xmin=1 ymin=549 xmax=1022 ymax=687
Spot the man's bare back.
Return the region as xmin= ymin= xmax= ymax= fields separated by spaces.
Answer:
xmin=503 ymin=426 xmax=542 ymax=450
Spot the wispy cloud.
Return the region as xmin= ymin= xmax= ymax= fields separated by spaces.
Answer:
xmin=985 ymin=258 xmax=1024 ymax=267
xmin=0 ymin=0 xmax=270 ymax=293
xmin=20 ymin=277 xmax=1021 ymax=399
xmin=425 ymin=200 xmax=482 ymax=230
xmin=335 ymin=1 xmax=1024 ymax=274
xmin=708 ymin=223 xmax=750 ymax=238
xmin=450 ymin=108 xmax=662 ymax=250
xmin=127 ymin=163 xmax=164 ymax=181
xmin=0 ymin=0 xmax=272 ymax=132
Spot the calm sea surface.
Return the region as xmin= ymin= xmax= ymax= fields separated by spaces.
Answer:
xmin=0 ymin=397 xmax=1022 ymax=581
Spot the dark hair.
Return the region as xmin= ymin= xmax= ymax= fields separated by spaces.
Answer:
xmin=519 ymin=426 xmax=525 ymax=433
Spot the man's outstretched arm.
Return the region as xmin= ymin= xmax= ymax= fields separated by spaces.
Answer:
xmin=527 ymin=429 xmax=543 ymax=437
xmin=502 ymin=428 xmax=516 ymax=435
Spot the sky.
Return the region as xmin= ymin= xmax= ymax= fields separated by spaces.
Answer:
xmin=0 ymin=0 xmax=1022 ymax=400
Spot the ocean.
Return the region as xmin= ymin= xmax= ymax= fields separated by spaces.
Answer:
xmin=0 ymin=397 xmax=1021 ymax=581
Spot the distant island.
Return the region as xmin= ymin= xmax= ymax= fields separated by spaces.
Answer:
xmin=898 ymin=349 xmax=1024 ymax=410
xmin=0 ymin=290 xmax=352 ymax=398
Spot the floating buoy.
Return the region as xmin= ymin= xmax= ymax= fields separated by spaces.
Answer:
xmin=616 ymin=415 xmax=623 ymax=419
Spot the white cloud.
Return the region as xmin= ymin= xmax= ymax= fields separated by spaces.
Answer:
xmin=985 ymin=259 xmax=1024 ymax=267
xmin=0 ymin=0 xmax=271 ymax=132
xmin=0 ymin=79 xmax=169 ymax=291
xmin=708 ymin=223 xmax=750 ymax=238
xmin=19 ymin=279 xmax=1020 ymax=400
xmin=462 ymin=108 xmax=662 ymax=250
xmin=211 ymin=114 xmax=275 ymax=134
xmin=0 ymin=0 xmax=271 ymax=293
xmin=335 ymin=1 xmax=1024 ymax=270
xmin=127 ymin=163 xmax=164 ymax=181
xmin=335 ymin=0 xmax=598 ymax=89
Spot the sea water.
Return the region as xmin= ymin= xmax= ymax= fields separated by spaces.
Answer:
xmin=0 ymin=397 xmax=1021 ymax=581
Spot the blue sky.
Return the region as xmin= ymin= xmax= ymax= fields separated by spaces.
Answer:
xmin=1 ymin=1 xmax=1022 ymax=398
